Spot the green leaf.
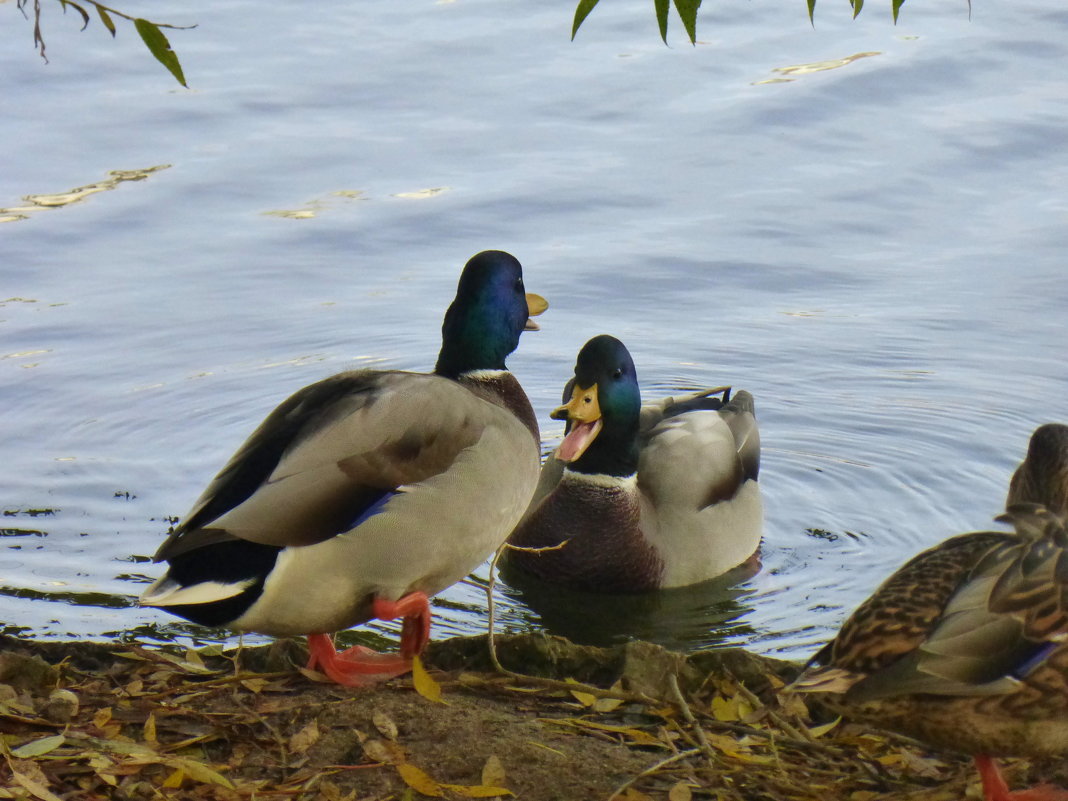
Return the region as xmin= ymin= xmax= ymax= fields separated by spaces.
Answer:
xmin=654 ymin=0 xmax=669 ymax=44
xmin=851 ymin=0 xmax=864 ymax=18
xmin=892 ymin=0 xmax=905 ymax=23
xmin=673 ymin=0 xmax=701 ymax=44
xmin=133 ymin=18 xmax=188 ymax=88
xmin=807 ymin=0 xmax=816 ymax=25
xmin=58 ymin=0 xmax=91 ymax=31
xmin=97 ymin=6 xmax=116 ymax=37
xmin=571 ymin=0 xmax=600 ymax=40
xmin=12 ymin=735 xmax=66 ymax=758
xmin=163 ymin=756 xmax=235 ymax=789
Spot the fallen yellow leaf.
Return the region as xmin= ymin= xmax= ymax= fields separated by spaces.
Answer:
xmin=412 ymin=655 xmax=446 ymax=704
xmin=481 ymin=755 xmax=506 ymax=787
xmin=10 ymin=761 xmax=64 ymax=801
xmin=162 ymin=768 xmax=184 ymax=789
xmin=565 ymin=678 xmax=595 ymax=707
xmin=710 ymin=695 xmax=737 ymax=722
xmin=92 ymin=707 xmax=112 ymax=729
xmin=363 ymin=738 xmax=406 ymax=765
xmin=288 ymin=719 xmax=320 ymax=754
xmin=11 ymin=736 xmax=65 ymax=759
xmin=443 ymin=783 xmax=514 ymax=798
xmin=397 ymin=762 xmax=444 ymax=797
xmin=164 ymin=756 xmax=235 ymax=789
xmin=143 ymin=713 xmax=158 ymax=745
xmin=592 ymin=696 xmax=624 ymax=713
xmin=373 ymin=709 xmax=399 ymax=740
xmin=807 ymin=716 xmax=841 ymax=739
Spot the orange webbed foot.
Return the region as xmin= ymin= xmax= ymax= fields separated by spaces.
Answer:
xmin=975 ymin=756 xmax=1068 ymax=801
xmin=303 ymin=592 xmax=432 ymax=687
xmin=305 ymin=633 xmax=411 ymax=686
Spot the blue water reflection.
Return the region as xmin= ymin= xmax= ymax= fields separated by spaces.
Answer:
xmin=1 ymin=0 xmax=1065 ymax=659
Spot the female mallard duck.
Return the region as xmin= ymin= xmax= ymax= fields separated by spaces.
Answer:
xmin=505 ymin=334 xmax=762 ymax=593
xmin=139 ymin=250 xmax=546 ymax=686
xmin=1007 ymin=423 xmax=1068 ymax=515
xmin=791 ymin=424 xmax=1068 ymax=801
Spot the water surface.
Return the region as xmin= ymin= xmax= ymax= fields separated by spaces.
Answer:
xmin=1 ymin=0 xmax=1065 ymax=661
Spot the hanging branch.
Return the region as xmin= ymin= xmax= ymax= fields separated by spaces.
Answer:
xmin=17 ymin=0 xmax=195 ymax=87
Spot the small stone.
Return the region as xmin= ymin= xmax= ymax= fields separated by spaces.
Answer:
xmin=40 ymin=688 xmax=79 ymax=723
xmin=0 ymin=651 xmax=58 ymax=693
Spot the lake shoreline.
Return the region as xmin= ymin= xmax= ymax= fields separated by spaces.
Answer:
xmin=3 ymin=630 xmax=1052 ymax=800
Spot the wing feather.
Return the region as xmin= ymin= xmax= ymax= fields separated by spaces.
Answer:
xmin=155 ymin=370 xmax=489 ymax=560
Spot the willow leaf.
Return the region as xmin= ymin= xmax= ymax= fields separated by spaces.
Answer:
xmin=133 ymin=18 xmax=187 ymax=88
xmin=673 ymin=0 xmax=701 ymax=44
xmin=96 ymin=5 xmax=116 ymax=37
xmin=58 ymin=0 xmax=90 ymax=31
xmin=654 ymin=0 xmax=669 ymax=43
xmin=571 ymin=0 xmax=600 ymax=40
xmin=892 ymin=0 xmax=906 ymax=23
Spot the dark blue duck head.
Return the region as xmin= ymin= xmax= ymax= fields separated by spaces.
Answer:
xmin=435 ymin=250 xmax=545 ymax=378
xmin=552 ymin=334 xmax=642 ymax=476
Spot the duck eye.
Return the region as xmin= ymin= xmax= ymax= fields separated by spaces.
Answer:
xmin=612 ymin=368 xmax=623 ymax=379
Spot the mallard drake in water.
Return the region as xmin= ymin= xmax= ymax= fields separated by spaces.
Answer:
xmin=792 ymin=425 xmax=1068 ymax=801
xmin=505 ymin=334 xmax=762 ymax=593
xmin=140 ymin=250 xmax=546 ymax=686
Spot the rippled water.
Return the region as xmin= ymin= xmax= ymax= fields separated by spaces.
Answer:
xmin=2 ymin=0 xmax=1065 ymax=661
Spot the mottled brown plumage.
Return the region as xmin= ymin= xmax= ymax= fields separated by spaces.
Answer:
xmin=1007 ymin=423 xmax=1068 ymax=517
xmin=793 ymin=423 xmax=1068 ymax=801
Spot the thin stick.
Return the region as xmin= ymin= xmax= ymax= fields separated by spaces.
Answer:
xmin=483 ymin=544 xmax=658 ymax=705
xmin=606 ymin=748 xmax=702 ymax=801
xmin=735 ymin=681 xmax=816 ymax=744
xmin=667 ymin=673 xmax=719 ymax=769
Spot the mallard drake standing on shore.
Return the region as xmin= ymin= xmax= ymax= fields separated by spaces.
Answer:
xmin=140 ymin=250 xmax=546 ymax=686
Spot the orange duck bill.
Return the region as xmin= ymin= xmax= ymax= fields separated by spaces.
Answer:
xmin=551 ymin=382 xmax=603 ymax=463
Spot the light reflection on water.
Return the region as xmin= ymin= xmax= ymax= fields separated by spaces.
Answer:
xmin=1 ymin=0 xmax=1066 ymax=661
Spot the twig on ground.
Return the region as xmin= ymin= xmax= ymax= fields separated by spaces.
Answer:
xmin=606 ymin=748 xmax=702 ymax=801
xmin=667 ymin=673 xmax=719 ymax=769
xmin=483 ymin=544 xmax=659 ymax=705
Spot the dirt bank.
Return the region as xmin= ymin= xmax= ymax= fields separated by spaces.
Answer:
xmin=0 ymin=632 xmax=1058 ymax=800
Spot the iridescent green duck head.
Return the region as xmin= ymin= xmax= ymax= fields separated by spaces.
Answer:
xmin=551 ymin=334 xmax=642 ymax=477
xmin=434 ymin=250 xmax=547 ymax=379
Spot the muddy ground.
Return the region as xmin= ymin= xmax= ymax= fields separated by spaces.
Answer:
xmin=0 ymin=632 xmax=1061 ymax=800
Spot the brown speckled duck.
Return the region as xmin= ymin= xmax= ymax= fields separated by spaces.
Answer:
xmin=1007 ymin=423 xmax=1068 ymax=515
xmin=140 ymin=251 xmax=546 ymax=686
xmin=792 ymin=423 xmax=1068 ymax=801
xmin=506 ymin=334 xmax=762 ymax=593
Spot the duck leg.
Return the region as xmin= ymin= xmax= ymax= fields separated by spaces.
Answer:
xmin=304 ymin=591 xmax=432 ymax=687
xmin=374 ymin=592 xmax=432 ymax=658
xmin=975 ymin=756 xmax=1068 ymax=801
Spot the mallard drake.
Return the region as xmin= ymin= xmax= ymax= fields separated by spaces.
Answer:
xmin=140 ymin=250 xmax=546 ymax=686
xmin=791 ymin=424 xmax=1068 ymax=801
xmin=505 ymin=334 xmax=762 ymax=593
